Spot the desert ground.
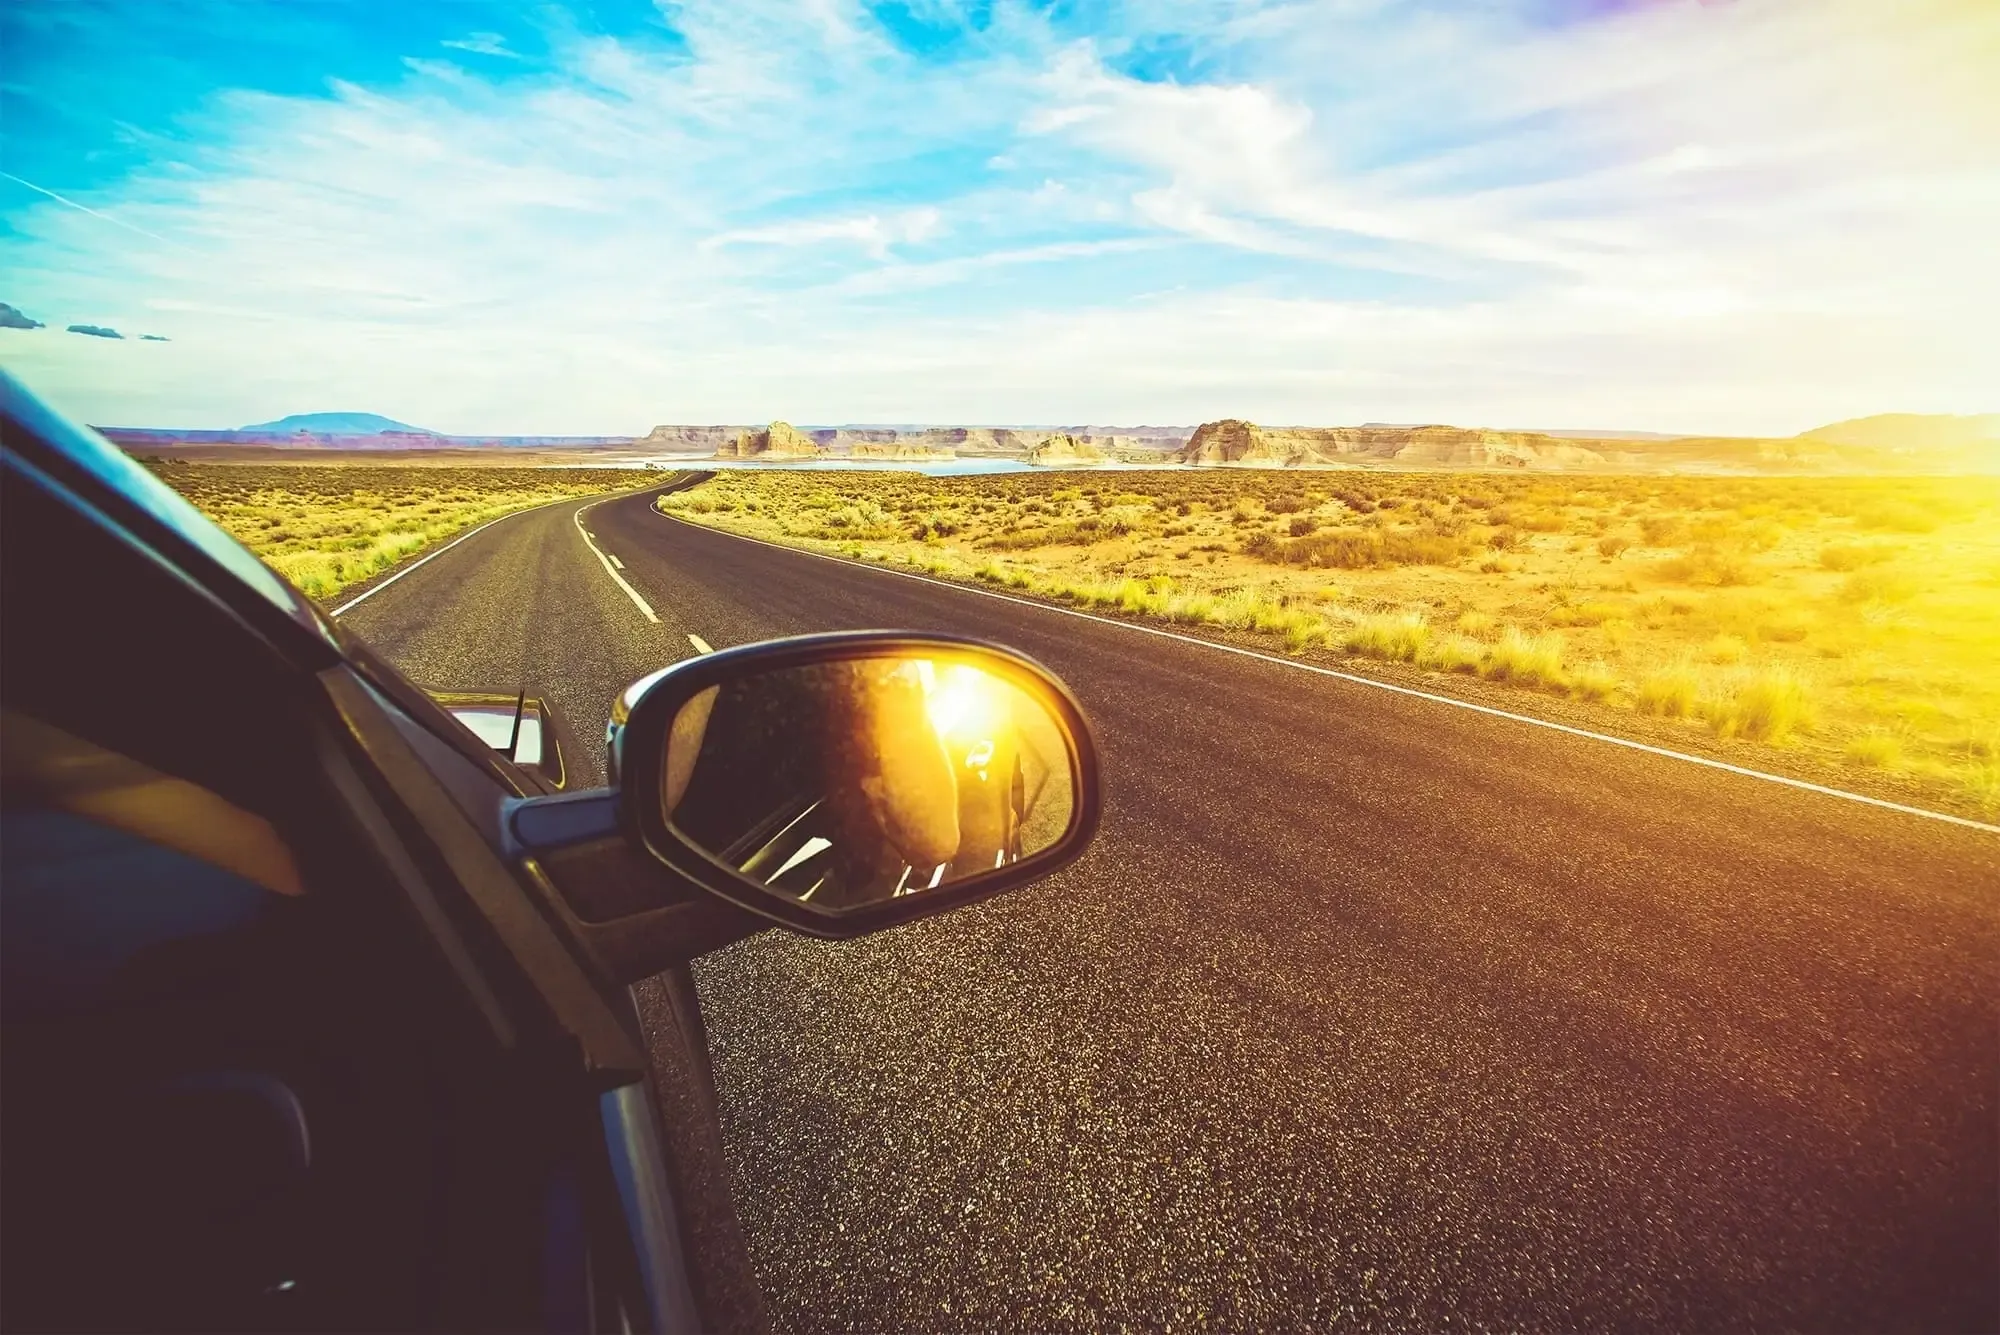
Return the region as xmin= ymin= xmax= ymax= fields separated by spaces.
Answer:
xmin=141 ymin=455 xmax=2000 ymax=816
xmin=656 ymin=468 xmax=2000 ymax=817
xmin=145 ymin=461 xmax=660 ymax=599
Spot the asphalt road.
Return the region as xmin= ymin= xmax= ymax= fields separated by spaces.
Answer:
xmin=342 ymin=481 xmax=1999 ymax=1333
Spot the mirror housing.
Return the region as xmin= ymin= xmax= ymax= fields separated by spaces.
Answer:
xmin=609 ymin=631 xmax=1101 ymax=939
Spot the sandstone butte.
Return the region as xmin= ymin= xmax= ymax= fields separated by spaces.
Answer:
xmin=715 ymin=421 xmax=825 ymax=460
xmin=1027 ymin=432 xmax=1109 ymax=465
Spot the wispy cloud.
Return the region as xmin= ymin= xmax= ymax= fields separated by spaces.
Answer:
xmin=441 ymin=31 xmax=523 ymax=60
xmin=1 ymin=0 xmax=1995 ymax=433
xmin=706 ymin=207 xmax=945 ymax=259
xmin=0 ymin=171 xmax=183 ymax=248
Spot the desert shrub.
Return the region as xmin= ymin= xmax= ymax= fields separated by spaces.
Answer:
xmin=1481 ymin=629 xmax=1567 ymax=689
xmin=1843 ymin=733 xmax=1903 ymax=769
xmin=1656 ymin=546 xmax=1760 ymax=586
xmin=1963 ymin=762 xmax=2000 ymax=816
xmin=1548 ymin=600 xmax=1624 ymax=628
xmin=1454 ymin=609 xmax=1497 ymax=638
xmin=1640 ymin=515 xmax=1688 ymax=546
xmin=1597 ymin=535 xmax=1632 ymax=559
xmin=1568 ymin=660 xmax=1619 ymax=702
xmin=1343 ymin=613 xmax=1431 ymax=662
xmin=1636 ymin=664 xmax=1699 ymax=718
xmin=1851 ymin=501 xmax=1939 ymax=533
xmin=1703 ymin=634 xmax=1748 ymax=664
xmin=1704 ymin=669 xmax=1814 ymax=742
xmin=1740 ymin=520 xmax=1786 ymax=552
xmin=1419 ymin=635 xmax=1484 ymax=674
xmin=1835 ymin=569 xmax=1919 ymax=605
xmin=1238 ymin=526 xmax=1465 ymax=570
xmin=1819 ymin=542 xmax=1901 ymax=571
xmin=1266 ymin=495 xmax=1308 ymax=514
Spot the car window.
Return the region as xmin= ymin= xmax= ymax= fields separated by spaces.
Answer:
xmin=1 ymin=369 xmax=329 ymax=640
xmin=0 ymin=710 xmax=307 ymax=1021
xmin=1 ymin=710 xmax=306 ymax=899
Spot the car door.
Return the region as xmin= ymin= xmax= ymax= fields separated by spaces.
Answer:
xmin=1 ymin=374 xmax=763 ymax=1333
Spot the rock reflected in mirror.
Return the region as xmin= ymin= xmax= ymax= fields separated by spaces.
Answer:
xmin=662 ymin=657 xmax=1076 ymax=910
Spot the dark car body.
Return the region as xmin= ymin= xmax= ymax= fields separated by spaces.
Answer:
xmin=0 ymin=374 xmax=775 ymax=1333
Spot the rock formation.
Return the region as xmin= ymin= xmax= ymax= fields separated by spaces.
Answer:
xmin=716 ymin=421 xmax=824 ymax=460
xmin=1182 ymin=420 xmax=1610 ymax=470
xmin=1027 ymin=433 xmax=1107 ymax=465
xmin=848 ymin=440 xmax=958 ymax=460
xmin=899 ymin=427 xmax=1038 ymax=456
xmin=642 ymin=424 xmax=741 ymax=452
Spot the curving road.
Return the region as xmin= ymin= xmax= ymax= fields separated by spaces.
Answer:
xmin=341 ymin=481 xmax=1999 ymax=1334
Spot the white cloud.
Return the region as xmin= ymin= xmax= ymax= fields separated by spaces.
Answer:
xmin=706 ymin=207 xmax=944 ymax=258
xmin=441 ymin=32 xmax=524 ymax=60
xmin=3 ymin=0 xmax=1995 ymax=434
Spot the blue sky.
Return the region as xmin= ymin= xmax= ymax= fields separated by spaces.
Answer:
xmin=2 ymin=0 xmax=1995 ymax=434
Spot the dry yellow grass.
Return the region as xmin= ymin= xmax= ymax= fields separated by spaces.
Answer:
xmin=661 ymin=468 xmax=2000 ymax=814
xmin=148 ymin=461 xmax=658 ymax=599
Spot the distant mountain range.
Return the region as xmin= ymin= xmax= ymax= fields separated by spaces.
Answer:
xmin=1174 ymin=414 xmax=2000 ymax=474
xmin=1798 ymin=413 xmax=2000 ymax=450
xmin=239 ymin=411 xmax=436 ymax=434
xmin=98 ymin=411 xmax=1999 ymax=474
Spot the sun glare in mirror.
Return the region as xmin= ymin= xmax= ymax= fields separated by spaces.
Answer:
xmin=663 ymin=655 xmax=1076 ymax=910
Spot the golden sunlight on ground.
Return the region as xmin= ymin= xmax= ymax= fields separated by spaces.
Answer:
xmin=661 ymin=469 xmax=2000 ymax=816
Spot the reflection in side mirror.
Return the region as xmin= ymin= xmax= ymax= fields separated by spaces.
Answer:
xmin=664 ymin=658 xmax=1076 ymax=911
xmin=611 ymin=632 xmax=1100 ymax=937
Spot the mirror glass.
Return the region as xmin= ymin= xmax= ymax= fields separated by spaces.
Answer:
xmin=661 ymin=656 xmax=1077 ymax=910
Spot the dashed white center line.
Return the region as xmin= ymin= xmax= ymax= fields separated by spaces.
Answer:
xmin=608 ymin=553 xmax=625 ymax=570
xmin=574 ymin=501 xmax=659 ymax=623
xmin=688 ymin=633 xmax=714 ymax=654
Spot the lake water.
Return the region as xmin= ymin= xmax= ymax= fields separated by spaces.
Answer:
xmin=594 ymin=455 xmax=1187 ymax=476
xmin=701 ymin=457 xmax=1038 ymax=476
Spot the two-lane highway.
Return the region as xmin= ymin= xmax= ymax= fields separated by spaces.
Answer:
xmin=342 ymin=481 xmax=1999 ymax=1333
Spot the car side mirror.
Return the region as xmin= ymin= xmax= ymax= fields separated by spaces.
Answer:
xmin=611 ymin=631 xmax=1100 ymax=937
xmin=507 ymin=632 xmax=1101 ymax=964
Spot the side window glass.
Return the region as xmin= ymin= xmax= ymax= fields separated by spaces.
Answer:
xmin=0 ymin=710 xmax=305 ymax=1016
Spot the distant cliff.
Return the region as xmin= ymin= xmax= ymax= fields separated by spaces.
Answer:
xmin=1179 ymin=415 xmax=2000 ymax=474
xmin=716 ymin=421 xmax=824 ymax=460
xmin=847 ymin=439 xmax=959 ymax=460
xmin=1028 ymin=433 xmax=1107 ymax=465
xmin=1182 ymin=420 xmax=1609 ymax=469
xmin=898 ymin=427 xmax=1040 ymax=456
xmin=641 ymin=424 xmax=742 ymax=452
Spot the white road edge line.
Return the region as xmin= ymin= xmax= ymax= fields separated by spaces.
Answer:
xmin=656 ymin=510 xmax=2000 ymax=836
xmin=576 ymin=500 xmax=660 ymax=623
xmin=329 ymin=503 xmax=549 ymax=617
xmin=688 ymin=633 xmax=714 ymax=654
